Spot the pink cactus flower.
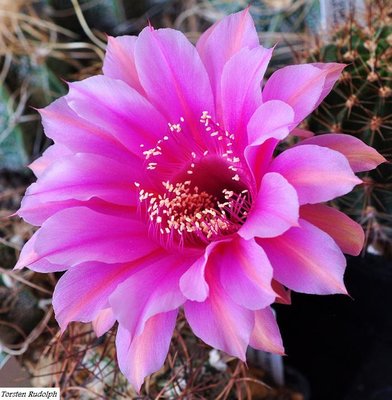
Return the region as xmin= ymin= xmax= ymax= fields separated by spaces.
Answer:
xmin=16 ymin=10 xmax=385 ymax=391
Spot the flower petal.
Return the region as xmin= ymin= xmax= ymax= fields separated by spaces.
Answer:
xmin=39 ymin=97 xmax=134 ymax=163
xmin=220 ymin=46 xmax=273 ymax=147
xmin=22 ymin=153 xmax=144 ymax=207
xmin=135 ymin=26 xmax=214 ymax=134
xmin=239 ymin=172 xmax=299 ymax=239
xmin=14 ymin=232 xmax=65 ymax=272
xmin=116 ymin=310 xmax=177 ymax=392
xmin=180 ymin=243 xmax=219 ymax=302
xmin=272 ymin=280 xmax=291 ymax=305
xmin=250 ymin=307 xmax=284 ymax=354
xmin=66 ymin=76 xmax=168 ymax=155
xmin=262 ymin=63 xmax=344 ymax=125
xmin=29 ymin=144 xmax=72 ymax=178
xmin=110 ymin=253 xmax=195 ymax=340
xmin=260 ymin=219 xmax=348 ymax=295
xmin=184 ymin=267 xmax=254 ymax=360
xmin=247 ymin=100 xmax=295 ymax=146
xmin=197 ymin=9 xmax=259 ymax=97
xmin=217 ymin=237 xmax=276 ymax=310
xmin=53 ymin=262 xmax=133 ymax=330
xmin=92 ymin=308 xmax=116 ymax=337
xmin=300 ymin=204 xmax=364 ymax=256
xmin=103 ymin=35 xmax=145 ymax=95
xmin=244 ymin=140 xmax=276 ymax=189
xmin=269 ymin=145 xmax=362 ymax=204
xmin=297 ymin=133 xmax=386 ymax=172
xmin=17 ymin=207 xmax=157 ymax=269
xmin=309 ymin=63 xmax=346 ymax=108
xmin=18 ymin=196 xmax=134 ymax=226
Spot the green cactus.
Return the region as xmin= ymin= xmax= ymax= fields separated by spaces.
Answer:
xmin=304 ymin=1 xmax=392 ymax=257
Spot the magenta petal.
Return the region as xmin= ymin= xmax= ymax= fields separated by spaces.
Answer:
xmin=297 ymin=133 xmax=386 ymax=172
xmin=269 ymin=145 xmax=362 ymax=204
xmin=220 ymin=46 xmax=273 ymax=147
xmin=110 ymin=254 xmax=194 ymax=339
xmin=135 ymin=27 xmax=214 ymax=129
xmin=53 ymin=261 xmax=137 ymax=330
xmin=217 ymin=238 xmax=276 ymax=310
xmin=239 ymin=172 xmax=299 ymax=239
xmin=116 ymin=310 xmax=177 ymax=392
xmin=39 ymin=98 xmax=134 ymax=164
xmin=29 ymin=144 xmax=72 ymax=178
xmin=247 ymin=100 xmax=295 ymax=146
xmin=103 ymin=35 xmax=145 ymax=95
xmin=180 ymin=244 xmax=218 ymax=302
xmin=262 ymin=64 xmax=328 ymax=125
xmin=184 ymin=271 xmax=254 ymax=360
xmin=197 ymin=9 xmax=259 ymax=97
xmin=250 ymin=307 xmax=284 ymax=354
xmin=310 ymin=63 xmax=346 ymax=108
xmin=19 ymin=207 xmax=157 ymax=269
xmin=244 ymin=140 xmax=276 ymax=189
xmin=18 ymin=196 xmax=135 ymax=226
xmin=66 ymin=76 xmax=168 ymax=155
xmin=92 ymin=308 xmax=116 ymax=337
xmin=14 ymin=232 xmax=65 ymax=272
xmin=260 ymin=219 xmax=348 ymax=295
xmin=22 ymin=153 xmax=143 ymax=207
xmin=300 ymin=204 xmax=364 ymax=256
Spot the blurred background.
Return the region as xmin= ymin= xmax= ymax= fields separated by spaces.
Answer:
xmin=0 ymin=0 xmax=391 ymax=399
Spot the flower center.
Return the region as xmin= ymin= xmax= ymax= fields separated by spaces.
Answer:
xmin=135 ymin=112 xmax=253 ymax=249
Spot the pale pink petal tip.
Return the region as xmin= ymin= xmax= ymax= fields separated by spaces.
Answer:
xmin=116 ymin=310 xmax=177 ymax=392
xmin=298 ymin=133 xmax=387 ymax=172
xmin=300 ymin=204 xmax=365 ymax=256
xmin=92 ymin=308 xmax=116 ymax=337
xmin=250 ymin=307 xmax=285 ymax=355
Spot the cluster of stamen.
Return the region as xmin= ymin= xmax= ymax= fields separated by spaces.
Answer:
xmin=135 ymin=112 xmax=252 ymax=247
xmin=136 ymin=181 xmax=250 ymax=247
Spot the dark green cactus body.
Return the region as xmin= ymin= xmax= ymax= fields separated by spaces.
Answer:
xmin=306 ymin=3 xmax=392 ymax=256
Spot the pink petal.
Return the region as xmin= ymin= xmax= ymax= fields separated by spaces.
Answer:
xmin=184 ymin=268 xmax=254 ymax=360
xmin=262 ymin=63 xmax=343 ymax=125
xmin=269 ymin=145 xmax=362 ymax=204
xmin=217 ymin=237 xmax=276 ymax=310
xmin=247 ymin=100 xmax=295 ymax=146
xmin=116 ymin=310 xmax=177 ymax=392
xmin=18 ymin=207 xmax=157 ymax=269
xmin=135 ymin=27 xmax=214 ymax=136
xmin=39 ymin=97 xmax=135 ymax=164
xmin=18 ymin=196 xmax=134 ymax=226
xmin=66 ymin=76 xmax=169 ymax=156
xmin=260 ymin=219 xmax=348 ymax=295
xmin=310 ymin=63 xmax=346 ymax=108
xmin=29 ymin=144 xmax=72 ymax=178
xmin=92 ymin=308 xmax=116 ymax=337
xmin=220 ymin=46 xmax=273 ymax=148
xmin=197 ymin=9 xmax=259 ymax=97
xmin=272 ymin=280 xmax=291 ymax=305
xmin=300 ymin=204 xmax=364 ymax=256
xmin=103 ymin=35 xmax=145 ymax=95
xmin=244 ymin=140 xmax=276 ymax=189
xmin=22 ymin=153 xmax=144 ymax=207
xmin=53 ymin=260 xmax=142 ymax=331
xmin=14 ymin=232 xmax=65 ymax=272
xmin=250 ymin=307 xmax=284 ymax=354
xmin=297 ymin=133 xmax=386 ymax=172
xmin=180 ymin=243 xmax=219 ymax=302
xmin=110 ymin=253 xmax=195 ymax=340
xmin=239 ymin=172 xmax=299 ymax=239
